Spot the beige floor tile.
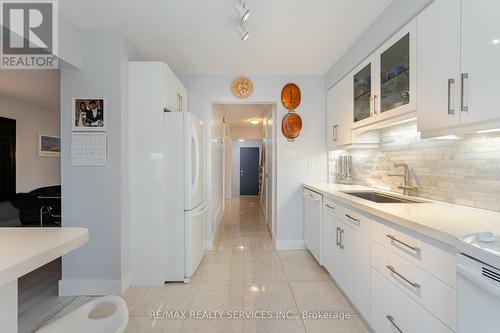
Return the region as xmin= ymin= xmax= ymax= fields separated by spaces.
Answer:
xmin=199 ymin=259 xmax=244 ymax=281
xmin=244 ymin=281 xmax=299 ymax=314
xmin=303 ymin=314 xmax=370 ymax=333
xmin=180 ymin=319 xmax=243 ymax=333
xmin=244 ymin=248 xmax=280 ymax=262
xmin=125 ymin=316 xmax=184 ymax=333
xmin=244 ymin=319 xmax=306 ymax=333
xmin=289 ymin=280 xmax=353 ymax=312
xmin=205 ymin=244 xmax=245 ymax=262
xmin=189 ymin=282 xmax=243 ymax=312
xmin=281 ymin=259 xmax=330 ymax=281
xmin=277 ymin=250 xmax=314 ymax=261
xmin=244 ymin=260 xmax=286 ymax=281
xmin=131 ymin=283 xmax=197 ymax=316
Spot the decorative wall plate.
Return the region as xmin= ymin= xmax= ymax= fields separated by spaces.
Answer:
xmin=282 ymin=112 xmax=303 ymax=141
xmin=231 ymin=77 xmax=253 ymax=99
xmin=281 ymin=83 xmax=301 ymax=110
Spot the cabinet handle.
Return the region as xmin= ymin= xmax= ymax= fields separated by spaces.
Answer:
xmin=386 ymin=234 xmax=420 ymax=252
xmin=447 ymin=78 xmax=455 ymax=115
xmin=325 ymin=204 xmax=335 ymax=211
xmin=460 ymin=73 xmax=468 ymax=112
xmin=386 ymin=315 xmax=404 ymax=333
xmin=339 ymin=228 xmax=344 ymax=249
xmin=370 ymin=96 xmax=374 ymax=117
xmin=336 ymin=227 xmax=340 ymax=246
xmin=373 ymin=94 xmax=378 ymax=115
xmin=332 ymin=125 xmax=338 ymax=141
xmin=345 ymin=214 xmax=360 ymax=225
xmin=386 ymin=265 xmax=421 ymax=288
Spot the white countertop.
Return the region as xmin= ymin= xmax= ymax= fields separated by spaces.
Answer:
xmin=0 ymin=228 xmax=88 ymax=286
xmin=303 ymin=183 xmax=500 ymax=246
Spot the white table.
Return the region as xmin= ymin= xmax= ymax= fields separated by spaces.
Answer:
xmin=0 ymin=228 xmax=89 ymax=333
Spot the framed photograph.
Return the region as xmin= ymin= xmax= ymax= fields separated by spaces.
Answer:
xmin=39 ymin=134 xmax=60 ymax=157
xmin=72 ymin=98 xmax=106 ymax=131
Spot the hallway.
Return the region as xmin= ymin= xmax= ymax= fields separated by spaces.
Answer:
xmin=49 ymin=197 xmax=369 ymax=332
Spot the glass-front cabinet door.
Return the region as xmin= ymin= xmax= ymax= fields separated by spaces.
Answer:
xmin=380 ymin=33 xmax=410 ymax=113
xmin=353 ymin=63 xmax=372 ymax=123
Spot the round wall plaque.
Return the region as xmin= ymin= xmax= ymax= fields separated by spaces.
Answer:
xmin=231 ymin=77 xmax=254 ymax=99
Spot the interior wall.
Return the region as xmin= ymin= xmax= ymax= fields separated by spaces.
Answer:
xmin=210 ymin=105 xmax=225 ymax=235
xmin=60 ymin=30 xmax=142 ymax=295
xmin=181 ymin=74 xmax=328 ymax=248
xmin=230 ymin=127 xmax=263 ymax=140
xmin=0 ymin=94 xmax=60 ymax=193
xmin=231 ymin=140 xmax=262 ymax=196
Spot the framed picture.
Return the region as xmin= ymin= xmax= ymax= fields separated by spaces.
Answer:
xmin=72 ymin=98 xmax=106 ymax=131
xmin=39 ymin=134 xmax=60 ymax=157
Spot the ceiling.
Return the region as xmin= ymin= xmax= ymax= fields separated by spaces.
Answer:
xmin=221 ymin=104 xmax=266 ymax=130
xmin=0 ymin=70 xmax=60 ymax=111
xmin=59 ymin=0 xmax=392 ymax=75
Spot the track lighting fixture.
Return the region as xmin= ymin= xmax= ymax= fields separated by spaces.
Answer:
xmin=235 ymin=0 xmax=250 ymax=23
xmin=238 ymin=22 xmax=249 ymax=41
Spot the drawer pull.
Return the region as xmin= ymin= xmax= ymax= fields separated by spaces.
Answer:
xmin=345 ymin=214 xmax=360 ymax=225
xmin=386 ymin=265 xmax=421 ymax=288
xmin=386 ymin=315 xmax=404 ymax=333
xmin=325 ymin=204 xmax=335 ymax=211
xmin=386 ymin=234 xmax=420 ymax=252
xmin=339 ymin=229 xmax=344 ymax=249
xmin=336 ymin=227 xmax=340 ymax=246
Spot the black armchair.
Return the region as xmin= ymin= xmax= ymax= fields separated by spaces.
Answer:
xmin=10 ymin=186 xmax=61 ymax=226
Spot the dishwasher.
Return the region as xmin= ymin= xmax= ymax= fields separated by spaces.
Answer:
xmin=303 ymin=188 xmax=323 ymax=264
xmin=456 ymin=232 xmax=500 ymax=333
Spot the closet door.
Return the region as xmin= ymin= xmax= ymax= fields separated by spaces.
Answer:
xmin=460 ymin=0 xmax=500 ymax=126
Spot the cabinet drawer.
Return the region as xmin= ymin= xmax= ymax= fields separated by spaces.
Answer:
xmin=371 ymin=268 xmax=454 ymax=333
xmin=335 ymin=203 xmax=371 ymax=237
xmin=371 ymin=220 xmax=456 ymax=287
xmin=371 ymin=241 xmax=456 ymax=330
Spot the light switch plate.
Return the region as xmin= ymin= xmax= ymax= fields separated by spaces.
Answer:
xmin=307 ymin=161 xmax=316 ymax=171
xmin=282 ymin=148 xmax=296 ymax=160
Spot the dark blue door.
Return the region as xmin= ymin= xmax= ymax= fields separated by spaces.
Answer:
xmin=240 ymin=147 xmax=260 ymax=195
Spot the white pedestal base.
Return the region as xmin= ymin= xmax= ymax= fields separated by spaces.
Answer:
xmin=0 ymin=279 xmax=18 ymax=333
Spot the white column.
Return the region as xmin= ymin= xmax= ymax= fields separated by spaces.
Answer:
xmin=0 ymin=279 xmax=18 ymax=333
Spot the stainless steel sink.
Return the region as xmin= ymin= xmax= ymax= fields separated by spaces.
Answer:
xmin=342 ymin=191 xmax=426 ymax=204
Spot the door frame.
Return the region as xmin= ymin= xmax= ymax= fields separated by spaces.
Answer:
xmin=212 ymin=101 xmax=277 ymax=240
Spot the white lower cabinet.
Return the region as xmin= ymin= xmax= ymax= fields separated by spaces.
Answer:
xmin=303 ymin=189 xmax=323 ymax=264
xmin=371 ymin=268 xmax=454 ymax=333
xmin=317 ymin=191 xmax=457 ymax=332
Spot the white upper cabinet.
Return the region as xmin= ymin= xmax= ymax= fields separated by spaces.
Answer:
xmin=417 ymin=0 xmax=461 ymax=132
xmin=460 ymin=0 xmax=500 ymax=126
xmin=164 ymin=63 xmax=188 ymax=112
xmin=353 ymin=19 xmax=417 ymax=130
xmin=327 ymin=75 xmax=353 ymax=149
xmin=418 ymin=0 xmax=500 ymax=137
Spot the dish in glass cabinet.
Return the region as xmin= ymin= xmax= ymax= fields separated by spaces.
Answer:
xmin=282 ymin=112 xmax=302 ymax=141
xmin=281 ymin=83 xmax=301 ymax=110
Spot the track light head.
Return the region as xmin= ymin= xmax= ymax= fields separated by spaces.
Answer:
xmin=235 ymin=0 xmax=250 ymax=23
xmin=237 ymin=23 xmax=249 ymax=41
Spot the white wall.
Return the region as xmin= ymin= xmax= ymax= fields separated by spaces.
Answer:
xmin=210 ymin=105 xmax=225 ymax=235
xmin=181 ymin=75 xmax=327 ymax=247
xmin=60 ymin=30 xmax=142 ymax=295
xmin=0 ymin=94 xmax=60 ymax=193
xmin=230 ymin=127 xmax=263 ymax=140
xmin=231 ymin=140 xmax=262 ymax=197
xmin=325 ymin=0 xmax=432 ymax=89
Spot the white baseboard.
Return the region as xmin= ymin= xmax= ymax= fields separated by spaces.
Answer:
xmin=58 ymin=279 xmax=125 ymax=296
xmin=204 ymin=239 xmax=214 ymax=251
xmin=275 ymin=239 xmax=306 ymax=250
xmin=121 ymin=273 xmax=131 ymax=294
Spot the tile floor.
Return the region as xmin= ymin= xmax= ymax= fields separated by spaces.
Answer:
xmin=44 ymin=197 xmax=370 ymax=332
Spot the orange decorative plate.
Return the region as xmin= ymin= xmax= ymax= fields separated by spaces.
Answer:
xmin=281 ymin=83 xmax=301 ymax=110
xmin=282 ymin=112 xmax=303 ymax=141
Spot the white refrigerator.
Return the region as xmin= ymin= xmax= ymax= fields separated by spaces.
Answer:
xmin=164 ymin=112 xmax=206 ymax=282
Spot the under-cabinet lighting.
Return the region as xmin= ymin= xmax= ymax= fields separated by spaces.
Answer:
xmin=477 ymin=128 xmax=500 ymax=134
xmin=238 ymin=139 xmax=245 ymax=142
xmin=433 ymin=135 xmax=461 ymax=140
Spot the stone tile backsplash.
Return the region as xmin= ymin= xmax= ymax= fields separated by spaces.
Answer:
xmin=328 ymin=121 xmax=500 ymax=211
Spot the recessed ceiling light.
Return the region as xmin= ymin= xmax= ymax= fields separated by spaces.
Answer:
xmin=235 ymin=0 xmax=250 ymax=23
xmin=492 ymin=39 xmax=500 ymax=45
xmin=237 ymin=23 xmax=249 ymax=41
xmin=249 ymin=118 xmax=261 ymax=125
xmin=238 ymin=139 xmax=245 ymax=142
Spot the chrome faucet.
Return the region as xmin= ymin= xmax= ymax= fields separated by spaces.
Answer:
xmin=388 ymin=162 xmax=417 ymax=195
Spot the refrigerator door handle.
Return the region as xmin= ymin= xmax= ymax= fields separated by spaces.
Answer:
xmin=192 ymin=202 xmax=207 ymax=217
xmin=191 ymin=124 xmax=200 ymax=191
